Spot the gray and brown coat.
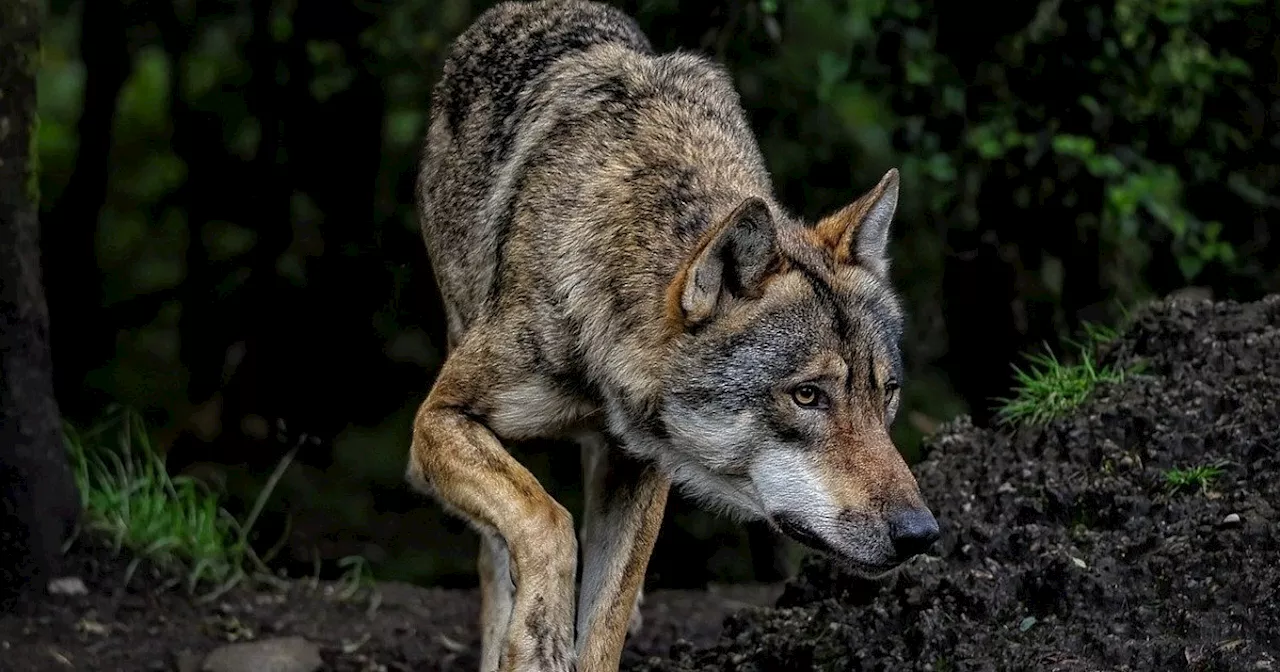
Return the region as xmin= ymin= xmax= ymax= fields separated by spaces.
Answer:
xmin=407 ymin=2 xmax=940 ymax=671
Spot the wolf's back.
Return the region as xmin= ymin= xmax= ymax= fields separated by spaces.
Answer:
xmin=418 ymin=1 xmax=655 ymax=340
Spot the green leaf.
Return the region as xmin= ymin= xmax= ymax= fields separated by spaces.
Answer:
xmin=941 ymin=86 xmax=965 ymax=114
xmin=1226 ymin=173 xmax=1272 ymax=207
xmin=925 ymin=152 xmax=956 ymax=183
xmin=1177 ymin=254 xmax=1204 ymax=280
xmin=1086 ymin=154 xmax=1124 ymax=178
xmin=905 ymin=58 xmax=932 ymax=85
xmin=1078 ymin=94 xmax=1103 ymax=116
xmin=1051 ymin=134 xmax=1097 ymax=159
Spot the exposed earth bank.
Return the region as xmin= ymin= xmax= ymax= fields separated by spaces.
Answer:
xmin=2 ymin=295 xmax=1277 ymax=672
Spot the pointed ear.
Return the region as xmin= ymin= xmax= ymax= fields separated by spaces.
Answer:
xmin=814 ymin=168 xmax=899 ymax=276
xmin=677 ymin=197 xmax=778 ymax=326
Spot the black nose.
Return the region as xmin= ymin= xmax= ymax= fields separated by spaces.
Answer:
xmin=887 ymin=507 xmax=940 ymax=559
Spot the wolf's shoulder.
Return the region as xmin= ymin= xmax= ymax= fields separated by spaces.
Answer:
xmin=433 ymin=1 xmax=653 ymax=130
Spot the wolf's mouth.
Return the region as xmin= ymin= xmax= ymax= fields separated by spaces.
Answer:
xmin=770 ymin=513 xmax=903 ymax=576
xmin=770 ymin=513 xmax=837 ymax=555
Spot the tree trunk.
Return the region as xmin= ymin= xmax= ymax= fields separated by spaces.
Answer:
xmin=0 ymin=0 xmax=80 ymax=610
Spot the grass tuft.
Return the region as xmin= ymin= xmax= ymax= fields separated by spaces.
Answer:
xmin=1163 ymin=463 xmax=1226 ymax=494
xmin=336 ymin=555 xmax=376 ymax=600
xmin=1071 ymin=321 xmax=1122 ymax=350
xmin=995 ymin=322 xmax=1131 ymax=427
xmin=64 ymin=407 xmax=301 ymax=599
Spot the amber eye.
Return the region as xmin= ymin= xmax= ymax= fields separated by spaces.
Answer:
xmin=791 ymin=384 xmax=826 ymax=408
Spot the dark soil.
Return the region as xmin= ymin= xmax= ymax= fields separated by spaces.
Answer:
xmin=633 ymin=295 xmax=1280 ymax=672
xmin=0 ymin=538 xmax=782 ymax=671
xmin=3 ymin=295 xmax=1277 ymax=672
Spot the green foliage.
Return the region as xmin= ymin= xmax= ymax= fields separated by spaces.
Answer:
xmin=748 ymin=0 xmax=1273 ymax=312
xmin=1065 ymin=321 xmax=1122 ymax=353
xmin=64 ymin=408 xmax=298 ymax=598
xmin=1163 ymin=463 xmax=1226 ymax=494
xmin=1105 ymin=162 xmax=1238 ymax=282
xmin=995 ymin=323 xmax=1129 ymax=427
xmin=306 ymin=40 xmax=355 ymax=102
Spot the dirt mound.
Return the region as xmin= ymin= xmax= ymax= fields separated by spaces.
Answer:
xmin=629 ymin=296 xmax=1280 ymax=672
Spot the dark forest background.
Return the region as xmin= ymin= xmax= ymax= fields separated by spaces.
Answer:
xmin=31 ymin=0 xmax=1280 ymax=589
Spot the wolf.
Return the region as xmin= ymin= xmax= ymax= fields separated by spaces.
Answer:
xmin=405 ymin=1 xmax=941 ymax=671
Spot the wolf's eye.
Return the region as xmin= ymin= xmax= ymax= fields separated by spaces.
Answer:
xmin=884 ymin=380 xmax=901 ymax=410
xmin=791 ymin=384 xmax=827 ymax=409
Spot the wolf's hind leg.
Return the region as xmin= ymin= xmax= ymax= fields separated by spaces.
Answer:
xmin=406 ymin=357 xmax=578 ymax=672
xmin=575 ymin=433 xmax=670 ymax=671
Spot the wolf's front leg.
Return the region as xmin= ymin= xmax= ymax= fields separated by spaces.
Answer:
xmin=478 ymin=533 xmax=515 ymax=671
xmin=575 ymin=433 xmax=671 ymax=671
xmin=407 ymin=380 xmax=578 ymax=672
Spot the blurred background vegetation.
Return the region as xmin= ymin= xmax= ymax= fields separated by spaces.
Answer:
xmin=35 ymin=0 xmax=1279 ymax=589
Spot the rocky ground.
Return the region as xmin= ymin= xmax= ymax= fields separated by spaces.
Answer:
xmin=2 ymin=295 xmax=1277 ymax=671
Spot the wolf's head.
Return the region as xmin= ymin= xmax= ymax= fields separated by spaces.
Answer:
xmin=658 ymin=168 xmax=938 ymax=576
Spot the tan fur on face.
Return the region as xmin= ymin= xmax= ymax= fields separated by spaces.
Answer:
xmin=815 ymin=428 xmax=925 ymax=515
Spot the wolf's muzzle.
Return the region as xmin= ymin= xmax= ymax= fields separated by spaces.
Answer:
xmin=770 ymin=512 xmax=838 ymax=556
xmin=886 ymin=507 xmax=940 ymax=560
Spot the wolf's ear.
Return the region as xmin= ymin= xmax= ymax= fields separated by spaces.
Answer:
xmin=814 ymin=168 xmax=899 ymax=277
xmin=676 ymin=197 xmax=778 ymax=326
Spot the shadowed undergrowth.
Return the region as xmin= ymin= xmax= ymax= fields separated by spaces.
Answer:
xmin=63 ymin=408 xmax=311 ymax=600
